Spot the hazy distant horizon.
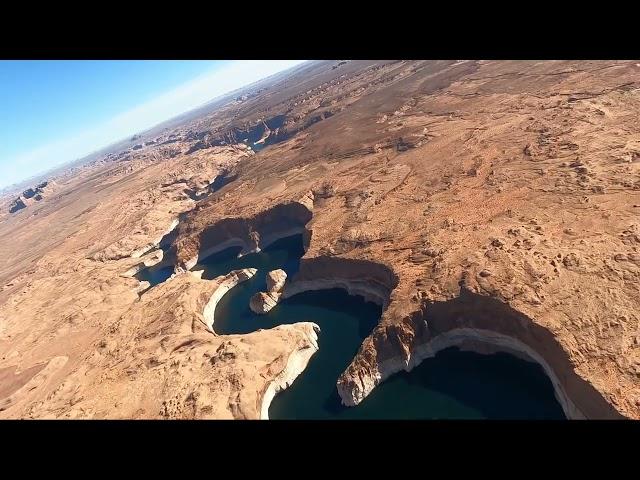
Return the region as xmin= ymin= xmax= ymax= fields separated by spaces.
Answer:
xmin=0 ymin=60 xmax=306 ymax=190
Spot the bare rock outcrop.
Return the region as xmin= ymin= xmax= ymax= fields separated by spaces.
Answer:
xmin=8 ymin=181 xmax=54 ymax=213
xmin=2 ymin=60 xmax=640 ymax=420
xmin=249 ymin=269 xmax=287 ymax=314
xmin=9 ymin=197 xmax=27 ymax=213
xmin=266 ymin=269 xmax=287 ymax=292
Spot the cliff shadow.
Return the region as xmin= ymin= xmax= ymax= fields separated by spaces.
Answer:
xmin=420 ymin=288 xmax=626 ymax=419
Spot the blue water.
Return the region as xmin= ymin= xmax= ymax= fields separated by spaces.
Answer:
xmin=192 ymin=235 xmax=566 ymax=419
xmin=136 ymin=262 xmax=174 ymax=286
xmin=135 ymin=172 xmax=238 ymax=289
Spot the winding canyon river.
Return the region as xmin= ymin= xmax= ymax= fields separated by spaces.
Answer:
xmin=139 ymin=234 xmax=565 ymax=419
xmin=191 ymin=234 xmax=565 ymax=419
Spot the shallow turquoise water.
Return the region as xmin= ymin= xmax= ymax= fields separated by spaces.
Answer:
xmin=193 ymin=235 xmax=566 ymax=420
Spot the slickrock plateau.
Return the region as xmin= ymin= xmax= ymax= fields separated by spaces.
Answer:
xmin=0 ymin=60 xmax=639 ymax=419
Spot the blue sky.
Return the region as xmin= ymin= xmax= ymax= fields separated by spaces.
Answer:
xmin=0 ymin=60 xmax=305 ymax=189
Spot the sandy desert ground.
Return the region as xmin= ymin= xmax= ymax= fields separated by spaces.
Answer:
xmin=0 ymin=60 xmax=638 ymax=419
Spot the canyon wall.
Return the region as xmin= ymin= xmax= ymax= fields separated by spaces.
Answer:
xmin=337 ymin=288 xmax=625 ymax=419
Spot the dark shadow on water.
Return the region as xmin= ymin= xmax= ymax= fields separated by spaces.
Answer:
xmin=322 ymin=389 xmax=348 ymax=416
xmin=136 ymin=263 xmax=174 ymax=286
xmin=209 ymin=172 xmax=237 ymax=194
xmin=134 ymin=210 xmax=189 ymax=289
xmin=190 ymin=233 xmax=565 ymax=419
xmin=344 ymin=347 xmax=566 ymax=420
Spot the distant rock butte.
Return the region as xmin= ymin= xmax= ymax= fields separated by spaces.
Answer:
xmin=8 ymin=181 xmax=54 ymax=214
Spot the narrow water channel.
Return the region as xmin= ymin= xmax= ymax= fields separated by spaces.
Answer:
xmin=192 ymin=234 xmax=566 ymax=419
xmin=136 ymin=171 xmax=237 ymax=288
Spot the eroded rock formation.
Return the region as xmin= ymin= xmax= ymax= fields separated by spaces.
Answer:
xmin=249 ymin=269 xmax=287 ymax=314
xmin=176 ymin=196 xmax=314 ymax=271
xmin=336 ymin=287 xmax=626 ymax=419
xmin=1 ymin=60 xmax=639 ymax=419
xmin=8 ymin=181 xmax=54 ymax=214
xmin=15 ymin=270 xmax=318 ymax=419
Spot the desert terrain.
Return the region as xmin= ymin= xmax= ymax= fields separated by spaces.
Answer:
xmin=0 ymin=60 xmax=638 ymax=419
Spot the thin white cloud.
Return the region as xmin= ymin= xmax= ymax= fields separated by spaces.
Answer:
xmin=1 ymin=60 xmax=306 ymax=189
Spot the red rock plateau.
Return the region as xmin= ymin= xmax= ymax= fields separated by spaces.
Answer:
xmin=0 ymin=60 xmax=638 ymax=419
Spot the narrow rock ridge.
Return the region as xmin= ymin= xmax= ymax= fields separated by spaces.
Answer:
xmin=202 ymin=268 xmax=257 ymax=332
xmin=135 ymin=281 xmax=151 ymax=294
xmin=122 ymin=249 xmax=165 ymax=278
xmin=336 ymin=288 xmax=626 ymax=419
xmin=259 ymin=322 xmax=320 ymax=420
